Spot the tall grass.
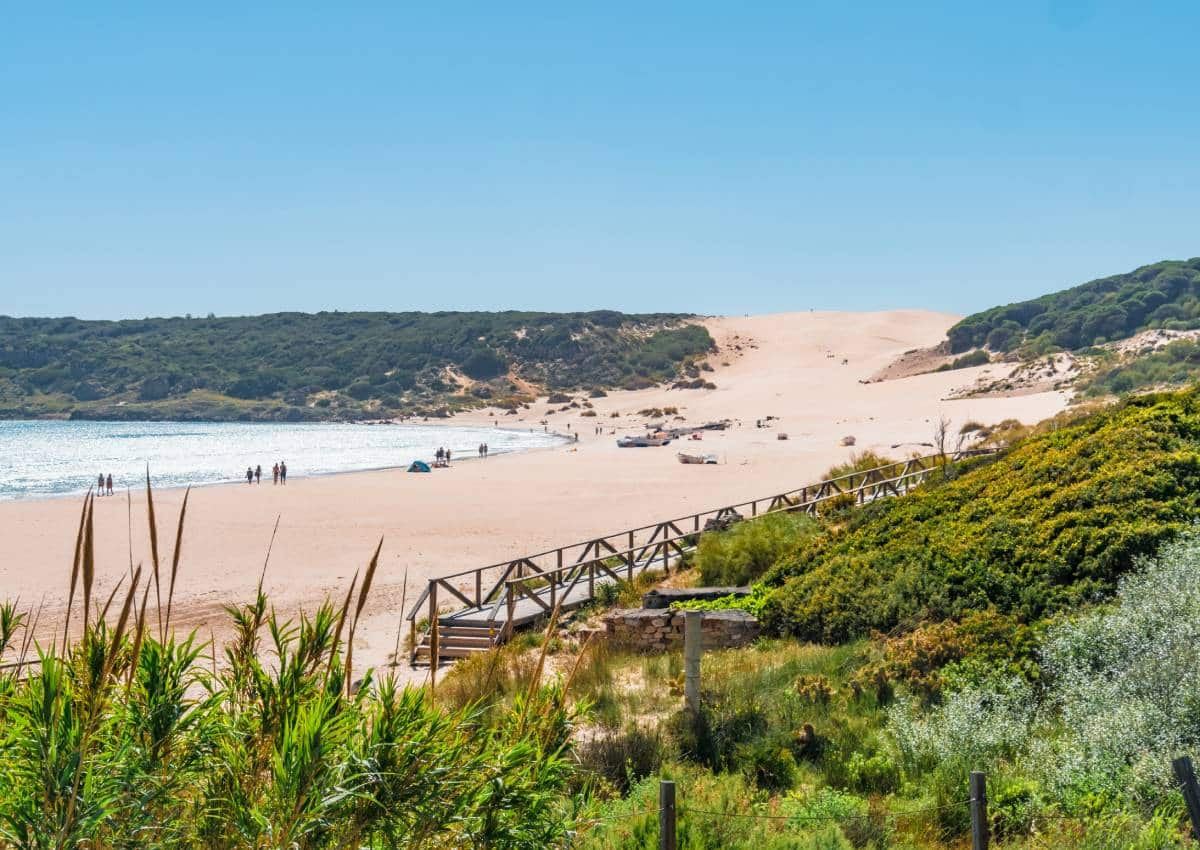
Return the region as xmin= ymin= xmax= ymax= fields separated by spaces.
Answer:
xmin=695 ymin=513 xmax=817 ymax=586
xmin=0 ymin=485 xmax=581 ymax=848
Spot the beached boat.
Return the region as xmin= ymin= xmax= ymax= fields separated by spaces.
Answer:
xmin=677 ymin=452 xmax=719 ymax=464
xmin=617 ymin=434 xmax=672 ymax=447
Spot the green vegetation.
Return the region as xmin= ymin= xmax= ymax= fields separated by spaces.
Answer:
xmin=934 ymin=349 xmax=990 ymax=371
xmin=1080 ymin=336 xmax=1200 ymax=397
xmin=0 ymin=311 xmax=713 ymax=420
xmin=761 ymin=389 xmax=1200 ymax=642
xmin=947 ymin=257 xmax=1200 ymax=353
xmin=694 ymin=512 xmax=818 ymax=586
xmin=0 ymin=493 xmax=582 ymax=848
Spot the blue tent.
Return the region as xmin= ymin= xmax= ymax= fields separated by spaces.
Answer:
xmin=407 ymin=460 xmax=431 ymax=473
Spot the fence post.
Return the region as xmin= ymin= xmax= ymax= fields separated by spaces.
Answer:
xmin=969 ymin=771 xmax=988 ymax=850
xmin=684 ymin=610 xmax=702 ymax=717
xmin=1173 ymin=756 xmax=1200 ymax=841
xmin=659 ymin=779 xmax=676 ymax=850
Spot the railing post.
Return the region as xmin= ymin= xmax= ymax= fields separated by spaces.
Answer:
xmin=428 ymin=583 xmax=440 ymax=700
xmin=970 ymin=771 xmax=988 ymax=850
xmin=549 ymin=574 xmax=557 ymax=609
xmin=505 ymin=583 xmax=515 ymax=640
xmin=475 ymin=570 xmax=482 ymax=607
xmin=659 ymin=780 xmax=676 ymax=850
xmin=588 ymin=561 xmax=595 ymax=599
xmin=1173 ymin=756 xmax=1200 ymax=841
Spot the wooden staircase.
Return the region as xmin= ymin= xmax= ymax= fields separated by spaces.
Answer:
xmin=411 ymin=623 xmax=498 ymax=665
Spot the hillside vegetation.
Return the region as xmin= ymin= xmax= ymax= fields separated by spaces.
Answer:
xmin=1079 ymin=336 xmax=1200 ymax=398
xmin=947 ymin=257 xmax=1200 ymax=354
xmin=761 ymin=388 xmax=1200 ymax=642
xmin=0 ymin=311 xmax=713 ymax=420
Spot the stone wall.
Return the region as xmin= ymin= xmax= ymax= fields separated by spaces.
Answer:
xmin=602 ymin=607 xmax=760 ymax=652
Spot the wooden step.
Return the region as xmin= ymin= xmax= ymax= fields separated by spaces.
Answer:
xmin=436 ymin=625 xmax=497 ymax=637
xmin=416 ymin=635 xmax=494 ymax=649
xmin=412 ymin=644 xmax=492 ymax=659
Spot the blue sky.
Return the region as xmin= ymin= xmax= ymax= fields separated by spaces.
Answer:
xmin=2 ymin=2 xmax=1197 ymax=320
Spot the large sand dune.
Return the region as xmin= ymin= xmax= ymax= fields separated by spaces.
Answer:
xmin=0 ymin=311 xmax=1069 ymax=681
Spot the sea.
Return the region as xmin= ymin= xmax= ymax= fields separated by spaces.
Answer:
xmin=0 ymin=420 xmax=564 ymax=501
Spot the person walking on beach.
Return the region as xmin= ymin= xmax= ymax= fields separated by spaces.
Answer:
xmin=478 ymin=443 xmax=484 ymax=459
xmin=272 ymin=462 xmax=279 ymax=484
xmin=246 ymin=466 xmax=254 ymax=485
xmin=97 ymin=473 xmax=105 ymax=495
xmin=106 ymin=473 xmax=113 ymax=496
xmin=483 ymin=442 xmax=488 ymax=458
xmin=435 ymin=447 xmax=444 ymax=466
xmin=280 ymin=461 xmax=287 ymax=484
xmin=445 ymin=448 xmax=452 ymax=466
xmin=254 ymin=464 xmax=262 ymax=484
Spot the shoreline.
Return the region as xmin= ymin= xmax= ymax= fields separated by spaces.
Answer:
xmin=0 ymin=419 xmax=575 ymax=504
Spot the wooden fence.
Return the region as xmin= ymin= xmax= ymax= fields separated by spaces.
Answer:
xmin=408 ymin=449 xmax=996 ymax=665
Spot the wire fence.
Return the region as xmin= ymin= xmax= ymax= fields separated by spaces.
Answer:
xmin=577 ymin=761 xmax=1200 ymax=850
xmin=575 ymin=777 xmax=982 ymax=850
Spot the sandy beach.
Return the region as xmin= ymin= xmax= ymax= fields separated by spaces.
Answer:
xmin=0 ymin=310 xmax=1069 ymax=682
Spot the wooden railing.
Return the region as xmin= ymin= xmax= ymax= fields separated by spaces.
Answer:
xmin=407 ymin=448 xmax=996 ymax=661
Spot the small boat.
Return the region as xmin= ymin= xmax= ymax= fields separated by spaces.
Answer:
xmin=677 ymin=452 xmax=719 ymax=464
xmin=618 ymin=434 xmax=672 ymax=447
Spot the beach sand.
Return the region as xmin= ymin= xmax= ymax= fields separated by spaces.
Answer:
xmin=0 ymin=311 xmax=1070 ymax=683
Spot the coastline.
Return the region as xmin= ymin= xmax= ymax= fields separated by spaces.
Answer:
xmin=0 ymin=419 xmax=573 ymax=504
xmin=0 ymin=310 xmax=1071 ymax=686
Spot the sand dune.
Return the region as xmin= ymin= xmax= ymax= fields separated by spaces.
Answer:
xmin=0 ymin=311 xmax=1069 ymax=682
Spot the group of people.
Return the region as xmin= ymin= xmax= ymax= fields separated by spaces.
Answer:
xmin=95 ymin=473 xmax=114 ymax=495
xmin=246 ymin=461 xmax=287 ymax=485
xmin=434 ymin=444 xmax=491 ymax=467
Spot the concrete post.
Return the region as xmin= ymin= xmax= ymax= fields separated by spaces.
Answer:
xmin=684 ymin=609 xmax=702 ymax=716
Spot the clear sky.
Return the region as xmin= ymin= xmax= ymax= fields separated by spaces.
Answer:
xmin=2 ymin=2 xmax=1197 ymax=320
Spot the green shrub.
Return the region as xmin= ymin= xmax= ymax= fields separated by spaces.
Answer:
xmin=762 ymin=388 xmax=1200 ymax=643
xmin=574 ymin=725 xmax=666 ymax=794
xmin=935 ymin=349 xmax=991 ymax=370
xmin=1081 ymin=337 xmax=1200 ymax=397
xmin=735 ymin=735 xmax=798 ymax=791
xmin=696 ymin=512 xmax=818 ymax=586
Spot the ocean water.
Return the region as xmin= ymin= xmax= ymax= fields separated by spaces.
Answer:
xmin=0 ymin=420 xmax=564 ymax=501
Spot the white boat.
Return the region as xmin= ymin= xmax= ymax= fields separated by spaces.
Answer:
xmin=617 ymin=434 xmax=672 ymax=447
xmin=677 ymin=452 xmax=718 ymax=464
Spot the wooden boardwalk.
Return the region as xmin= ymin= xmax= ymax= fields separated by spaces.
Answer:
xmin=408 ymin=449 xmax=995 ymax=666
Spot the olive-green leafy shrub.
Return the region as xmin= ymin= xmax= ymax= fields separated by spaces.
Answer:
xmin=762 ymin=389 xmax=1200 ymax=643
